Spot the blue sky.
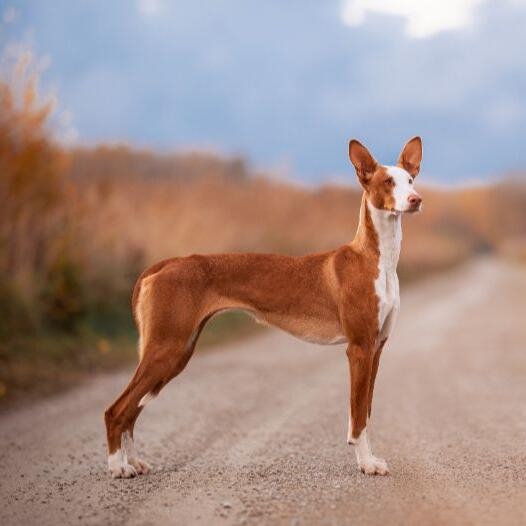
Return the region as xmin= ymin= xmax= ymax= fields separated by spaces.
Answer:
xmin=1 ymin=0 xmax=526 ymax=184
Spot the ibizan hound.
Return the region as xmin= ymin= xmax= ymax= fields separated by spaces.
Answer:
xmin=104 ymin=137 xmax=423 ymax=477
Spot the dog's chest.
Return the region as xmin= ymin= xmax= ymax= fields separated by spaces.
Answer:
xmin=374 ymin=266 xmax=399 ymax=330
xmin=367 ymin=204 xmax=402 ymax=333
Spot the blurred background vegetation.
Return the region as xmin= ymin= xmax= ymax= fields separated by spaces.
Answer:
xmin=1 ymin=54 xmax=526 ymax=406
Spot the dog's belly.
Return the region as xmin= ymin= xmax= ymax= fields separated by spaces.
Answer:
xmin=255 ymin=311 xmax=347 ymax=346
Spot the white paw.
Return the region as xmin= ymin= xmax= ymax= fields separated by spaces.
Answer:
xmin=129 ymin=457 xmax=152 ymax=475
xmin=109 ymin=462 xmax=138 ymax=479
xmin=108 ymin=448 xmax=140 ymax=479
xmin=359 ymin=456 xmax=390 ymax=476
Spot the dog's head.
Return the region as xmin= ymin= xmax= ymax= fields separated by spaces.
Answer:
xmin=348 ymin=137 xmax=423 ymax=214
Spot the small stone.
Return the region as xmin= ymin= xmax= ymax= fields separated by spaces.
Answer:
xmin=223 ymin=501 xmax=232 ymax=509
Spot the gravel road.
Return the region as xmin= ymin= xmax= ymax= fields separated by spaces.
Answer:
xmin=1 ymin=257 xmax=525 ymax=526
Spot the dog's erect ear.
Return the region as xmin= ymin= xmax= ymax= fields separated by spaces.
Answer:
xmin=348 ymin=140 xmax=378 ymax=188
xmin=398 ymin=136 xmax=423 ymax=178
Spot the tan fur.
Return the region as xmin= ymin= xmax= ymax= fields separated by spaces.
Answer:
xmin=135 ymin=275 xmax=156 ymax=360
xmin=104 ymin=137 xmax=423 ymax=476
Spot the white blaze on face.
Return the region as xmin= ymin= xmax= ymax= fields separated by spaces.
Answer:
xmin=385 ymin=166 xmax=418 ymax=212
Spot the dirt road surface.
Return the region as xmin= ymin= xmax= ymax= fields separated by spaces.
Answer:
xmin=1 ymin=258 xmax=525 ymax=526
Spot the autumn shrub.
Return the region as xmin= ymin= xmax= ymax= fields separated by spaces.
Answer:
xmin=0 ymin=53 xmax=95 ymax=338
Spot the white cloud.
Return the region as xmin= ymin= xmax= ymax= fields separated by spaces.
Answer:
xmin=341 ymin=0 xmax=485 ymax=38
xmin=137 ymin=0 xmax=162 ymax=17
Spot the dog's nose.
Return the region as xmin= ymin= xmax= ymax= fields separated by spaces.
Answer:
xmin=408 ymin=194 xmax=422 ymax=208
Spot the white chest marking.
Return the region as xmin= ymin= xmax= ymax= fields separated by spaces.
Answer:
xmin=367 ymin=201 xmax=401 ymax=339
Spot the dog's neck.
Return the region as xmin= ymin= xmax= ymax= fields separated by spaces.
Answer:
xmin=353 ymin=193 xmax=402 ymax=273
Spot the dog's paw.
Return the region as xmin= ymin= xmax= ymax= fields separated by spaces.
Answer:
xmin=109 ymin=462 xmax=138 ymax=479
xmin=129 ymin=457 xmax=152 ymax=475
xmin=359 ymin=456 xmax=390 ymax=476
xmin=108 ymin=450 xmax=142 ymax=479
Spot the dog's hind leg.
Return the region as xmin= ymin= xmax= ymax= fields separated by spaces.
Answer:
xmin=104 ymin=265 xmax=215 ymax=478
xmin=104 ymin=332 xmax=197 ymax=478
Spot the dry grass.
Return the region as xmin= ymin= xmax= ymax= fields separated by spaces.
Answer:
xmin=69 ymin=167 xmax=526 ymax=278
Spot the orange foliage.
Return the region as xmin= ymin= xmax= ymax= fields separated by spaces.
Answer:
xmin=0 ymin=56 xmax=69 ymax=293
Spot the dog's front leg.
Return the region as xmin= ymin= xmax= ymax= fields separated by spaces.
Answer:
xmin=346 ymin=343 xmax=389 ymax=475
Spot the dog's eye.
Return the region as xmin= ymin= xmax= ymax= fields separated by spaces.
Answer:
xmin=409 ymin=178 xmax=413 ymax=185
xmin=385 ymin=177 xmax=394 ymax=187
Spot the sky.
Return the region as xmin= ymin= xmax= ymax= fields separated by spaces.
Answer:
xmin=1 ymin=0 xmax=526 ymax=184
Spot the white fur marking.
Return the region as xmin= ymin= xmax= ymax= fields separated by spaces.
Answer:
xmin=122 ymin=430 xmax=152 ymax=475
xmin=139 ymin=392 xmax=154 ymax=408
xmin=108 ymin=431 xmax=152 ymax=478
xmin=353 ymin=429 xmax=389 ymax=475
xmin=108 ymin=445 xmax=136 ymax=478
xmin=122 ymin=430 xmax=135 ymax=457
xmin=108 ymin=449 xmax=126 ymax=471
xmin=367 ymin=200 xmax=401 ymax=336
xmin=347 ymin=413 xmax=353 ymax=444
xmin=386 ymin=165 xmax=419 ymax=212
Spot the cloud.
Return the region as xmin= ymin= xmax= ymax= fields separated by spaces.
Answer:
xmin=137 ymin=0 xmax=162 ymax=17
xmin=341 ymin=0 xmax=485 ymax=38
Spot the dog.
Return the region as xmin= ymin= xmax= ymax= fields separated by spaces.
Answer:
xmin=104 ymin=136 xmax=423 ymax=477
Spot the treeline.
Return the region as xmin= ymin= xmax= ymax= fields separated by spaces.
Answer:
xmin=68 ymin=146 xmax=250 ymax=183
